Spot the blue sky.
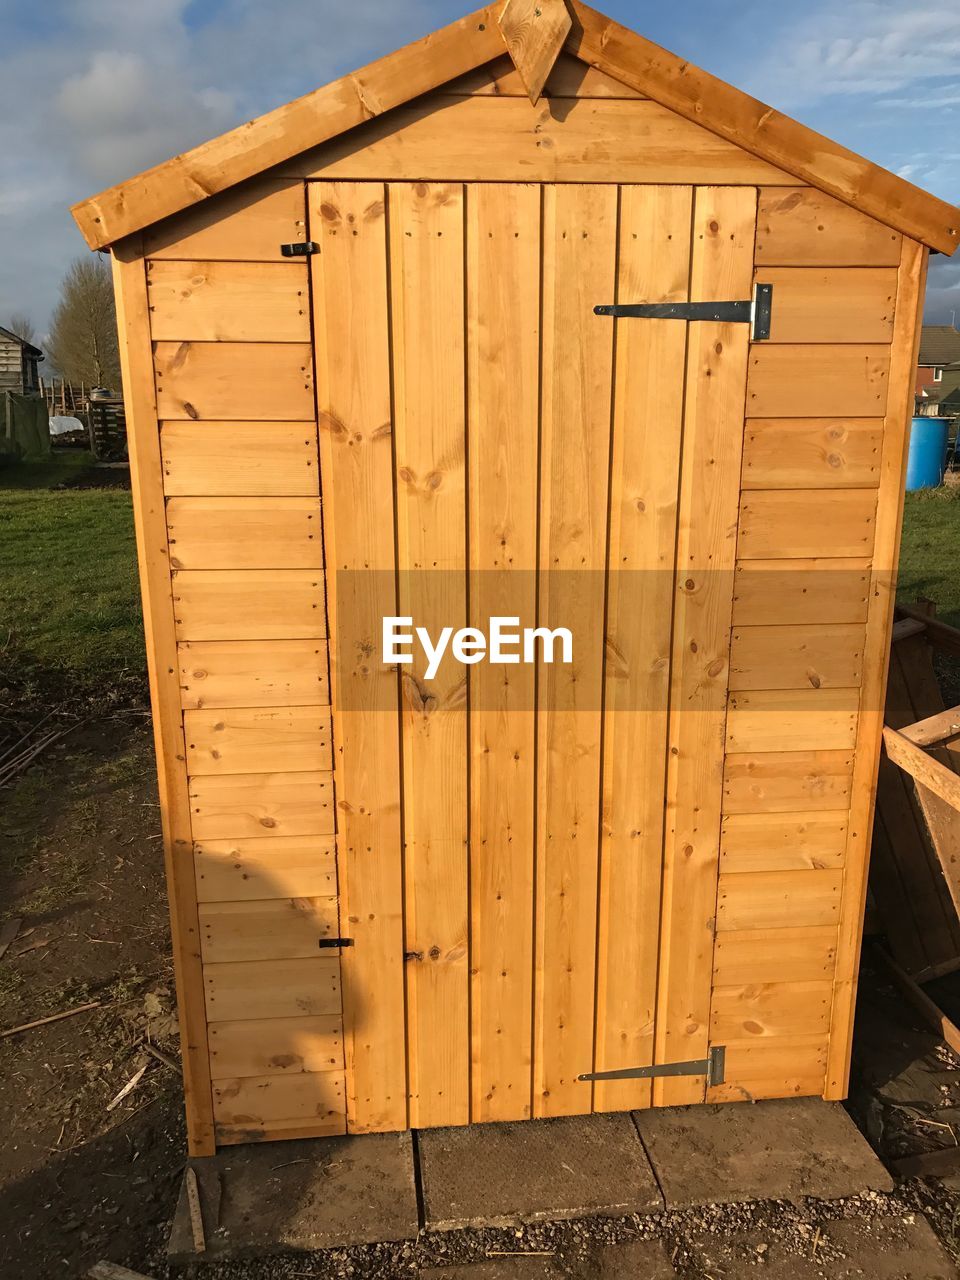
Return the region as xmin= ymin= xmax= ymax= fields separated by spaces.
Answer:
xmin=2 ymin=0 xmax=959 ymax=341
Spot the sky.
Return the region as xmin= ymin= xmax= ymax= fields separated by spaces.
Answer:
xmin=2 ymin=0 xmax=960 ymax=344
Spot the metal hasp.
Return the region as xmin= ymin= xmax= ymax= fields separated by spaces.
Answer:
xmin=595 ymin=283 xmax=773 ymax=341
xmin=578 ymin=1045 xmax=726 ymax=1087
xmin=280 ymin=241 xmax=319 ymax=257
xmin=318 ymin=937 xmax=355 ymax=949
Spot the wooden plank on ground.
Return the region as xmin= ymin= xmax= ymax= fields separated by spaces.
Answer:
xmin=389 ymin=180 xmax=469 ymax=1129
xmin=112 ymin=241 xmax=215 ymax=1155
xmin=720 ymin=811 xmax=848 ymax=873
xmin=655 ymin=185 xmax=756 ymax=1107
xmin=754 ymin=268 xmax=896 ymax=344
xmin=154 ymin=342 xmax=314 ymax=420
xmin=166 ymin=497 xmax=323 ymax=570
xmin=594 ymin=183 xmax=691 ymax=1113
xmin=732 ymin=558 xmax=871 ymax=626
xmin=902 ymin=705 xmax=960 ymax=748
xmin=534 ymin=181 xmax=617 ymax=1118
xmin=755 ymin=189 xmax=902 ymax=267
xmin=161 ymin=422 xmax=320 ymax=497
xmin=204 ymin=957 xmax=341 ymax=1022
xmin=178 ymin=639 xmax=329 ymax=709
xmin=199 ymin=897 xmax=339 ymax=961
xmin=467 ymin=181 xmax=539 ymax=1124
xmin=172 ymin=570 xmax=326 ymax=641
xmin=729 ymin=623 xmax=864 ymax=691
xmin=716 ymin=869 xmax=843 ymax=931
xmin=737 ymin=489 xmax=877 ymax=560
xmin=211 ymin=1070 xmax=346 ymax=1133
xmin=741 ymin=419 xmax=882 ymax=490
xmin=726 ymin=688 xmax=859 ymax=753
xmin=184 ymin=706 xmax=332 ymax=776
xmin=195 ymin=836 xmax=336 ymax=903
xmin=884 ymin=727 xmax=960 ymax=814
xmin=713 ymin=926 xmax=837 ymax=985
xmin=189 ymin=771 xmax=334 ymax=840
xmin=146 ymin=261 xmax=310 ymax=342
xmin=142 ymin=179 xmax=307 ymax=261
xmin=208 ymin=1014 xmax=343 ymax=1079
xmin=293 ymin=96 xmax=794 ymax=185
xmin=723 ymin=750 xmax=855 ymax=815
xmin=311 ymin=179 xmax=407 ymax=1134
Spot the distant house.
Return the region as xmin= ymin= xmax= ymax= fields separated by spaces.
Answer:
xmin=0 ymin=326 xmax=43 ymax=396
xmin=916 ymin=324 xmax=960 ymax=414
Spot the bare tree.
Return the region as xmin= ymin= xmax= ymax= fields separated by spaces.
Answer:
xmin=7 ymin=312 xmax=36 ymax=345
xmin=46 ymin=256 xmax=120 ymax=389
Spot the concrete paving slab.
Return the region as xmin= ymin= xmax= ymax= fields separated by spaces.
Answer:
xmin=682 ymin=1214 xmax=954 ymax=1279
xmin=168 ymin=1131 xmax=418 ymax=1260
xmin=634 ymin=1099 xmax=893 ymax=1208
xmin=419 ymin=1240 xmax=676 ymax=1278
xmin=418 ymin=1114 xmax=663 ymax=1231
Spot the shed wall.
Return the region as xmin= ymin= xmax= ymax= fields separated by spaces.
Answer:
xmin=113 ymin=65 xmax=927 ymax=1151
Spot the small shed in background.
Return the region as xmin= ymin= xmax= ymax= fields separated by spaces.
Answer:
xmin=71 ymin=0 xmax=960 ymax=1157
xmin=0 ymin=325 xmax=43 ymax=396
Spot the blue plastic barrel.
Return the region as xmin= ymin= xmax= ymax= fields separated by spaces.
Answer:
xmin=906 ymin=416 xmax=950 ymax=490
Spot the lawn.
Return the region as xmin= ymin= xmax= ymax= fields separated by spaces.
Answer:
xmin=0 ymin=454 xmax=143 ymax=706
xmin=897 ymin=483 xmax=960 ymax=628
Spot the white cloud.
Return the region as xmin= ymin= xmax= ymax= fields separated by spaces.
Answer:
xmin=749 ymin=1 xmax=960 ymax=104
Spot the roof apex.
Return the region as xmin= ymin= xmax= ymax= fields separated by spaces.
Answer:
xmin=71 ymin=0 xmax=960 ymax=256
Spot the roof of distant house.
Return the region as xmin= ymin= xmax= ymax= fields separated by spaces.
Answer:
xmin=0 ymin=326 xmax=42 ymax=359
xmin=918 ymin=325 xmax=960 ymax=366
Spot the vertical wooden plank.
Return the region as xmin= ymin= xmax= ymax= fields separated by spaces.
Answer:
xmin=825 ymin=239 xmax=929 ymax=1099
xmin=467 ymin=183 xmax=540 ymax=1123
xmin=654 ymin=187 xmax=757 ymax=1106
xmin=389 ymin=181 xmax=469 ymax=1128
xmin=593 ymin=185 xmax=691 ymax=1112
xmin=534 ymin=184 xmax=617 ymax=1118
xmin=112 ymin=239 xmax=215 ymax=1155
xmin=310 ymin=180 xmax=408 ymax=1133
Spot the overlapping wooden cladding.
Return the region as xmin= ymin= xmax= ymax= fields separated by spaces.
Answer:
xmin=129 ymin=86 xmax=919 ymax=1139
xmin=145 ymin=180 xmax=347 ymax=1147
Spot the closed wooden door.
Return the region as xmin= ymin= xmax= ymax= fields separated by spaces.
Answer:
xmin=310 ymin=181 xmax=757 ymax=1131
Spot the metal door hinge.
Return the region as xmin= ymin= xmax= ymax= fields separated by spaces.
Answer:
xmin=595 ymin=284 xmax=772 ymax=340
xmin=281 ymin=241 xmax=319 ymax=257
xmin=318 ymin=937 xmax=354 ymax=949
xmin=578 ymin=1045 xmax=726 ymax=1087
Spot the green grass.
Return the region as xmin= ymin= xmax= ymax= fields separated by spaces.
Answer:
xmin=897 ymin=483 xmax=960 ymax=628
xmin=0 ymin=463 xmax=143 ymax=704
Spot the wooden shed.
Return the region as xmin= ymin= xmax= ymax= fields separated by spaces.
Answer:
xmin=72 ymin=1 xmax=960 ymax=1156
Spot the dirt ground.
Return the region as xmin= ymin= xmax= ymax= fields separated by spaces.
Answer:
xmin=3 ymin=715 xmax=960 ymax=1279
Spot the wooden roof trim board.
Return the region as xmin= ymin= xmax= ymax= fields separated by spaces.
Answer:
xmin=566 ymin=2 xmax=958 ymax=255
xmin=70 ymin=5 xmax=503 ymax=251
xmin=71 ymin=0 xmax=960 ymax=255
xmin=498 ymin=0 xmax=573 ymax=104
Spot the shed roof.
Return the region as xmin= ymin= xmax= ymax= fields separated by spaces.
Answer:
xmin=70 ymin=0 xmax=960 ymax=256
xmin=918 ymin=326 xmax=960 ymax=367
xmin=0 ymin=326 xmax=43 ymax=359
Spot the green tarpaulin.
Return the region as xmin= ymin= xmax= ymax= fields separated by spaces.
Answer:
xmin=1 ymin=392 xmax=50 ymax=461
